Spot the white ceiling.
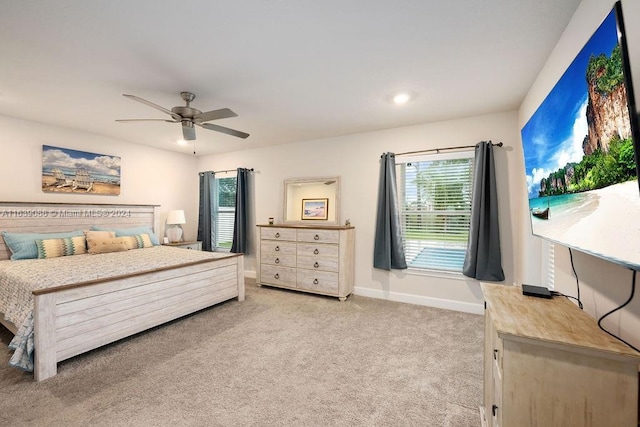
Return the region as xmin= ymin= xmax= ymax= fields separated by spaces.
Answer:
xmin=0 ymin=0 xmax=582 ymax=156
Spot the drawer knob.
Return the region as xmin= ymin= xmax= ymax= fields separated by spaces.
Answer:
xmin=275 ymin=258 xmax=280 ymax=264
xmin=313 ymin=278 xmax=319 ymax=285
xmin=314 ymin=234 xmax=320 ymax=240
xmin=493 ymin=349 xmax=498 ymax=360
xmin=275 ymin=232 xmax=280 ymax=238
xmin=314 ymin=262 xmax=319 ymax=268
xmin=313 ymin=248 xmax=319 ymax=255
xmin=275 ymin=246 xmax=280 ymax=251
xmin=274 ymin=273 xmax=280 ymax=279
xmin=492 ymin=405 xmax=498 ymax=417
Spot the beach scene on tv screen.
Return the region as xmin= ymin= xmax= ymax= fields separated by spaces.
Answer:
xmin=521 ymin=7 xmax=640 ymax=268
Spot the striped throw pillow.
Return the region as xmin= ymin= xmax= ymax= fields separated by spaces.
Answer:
xmin=35 ymin=236 xmax=87 ymax=259
xmin=120 ymin=233 xmax=154 ymax=250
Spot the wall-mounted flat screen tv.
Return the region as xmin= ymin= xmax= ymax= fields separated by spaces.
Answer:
xmin=521 ymin=1 xmax=640 ymax=269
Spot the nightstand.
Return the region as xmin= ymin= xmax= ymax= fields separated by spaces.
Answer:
xmin=162 ymin=241 xmax=202 ymax=250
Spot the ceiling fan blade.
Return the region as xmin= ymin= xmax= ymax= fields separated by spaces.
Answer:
xmin=182 ymin=121 xmax=196 ymax=140
xmin=116 ymin=119 xmax=178 ymax=123
xmin=194 ymin=108 xmax=238 ymax=123
xmin=122 ymin=94 xmax=182 ymax=121
xmin=200 ymin=123 xmax=250 ymax=139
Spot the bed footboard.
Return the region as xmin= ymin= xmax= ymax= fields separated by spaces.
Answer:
xmin=33 ymin=254 xmax=244 ymax=381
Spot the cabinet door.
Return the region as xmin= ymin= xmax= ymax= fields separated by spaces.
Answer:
xmin=261 ymin=227 xmax=297 ymax=241
xmin=260 ymin=264 xmax=297 ymax=287
xmin=261 ymin=240 xmax=296 ymax=255
xmin=297 ymin=229 xmax=340 ymax=244
xmin=491 ymin=371 xmax=502 ymax=427
xmin=484 ymin=309 xmax=495 ymax=426
xmin=297 ymin=255 xmax=339 ymax=272
xmin=261 ymin=241 xmax=296 ymax=267
xmin=181 ymin=242 xmax=201 ymax=250
xmin=297 ymin=269 xmax=339 ymax=294
xmin=296 ymin=243 xmax=339 ymax=258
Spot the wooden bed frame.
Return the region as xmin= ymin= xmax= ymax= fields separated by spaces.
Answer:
xmin=0 ymin=202 xmax=245 ymax=381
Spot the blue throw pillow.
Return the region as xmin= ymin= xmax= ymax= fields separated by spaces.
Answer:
xmin=2 ymin=230 xmax=84 ymax=260
xmin=90 ymin=226 xmax=160 ymax=246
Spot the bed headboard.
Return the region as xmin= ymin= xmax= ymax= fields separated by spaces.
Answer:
xmin=0 ymin=202 xmax=160 ymax=261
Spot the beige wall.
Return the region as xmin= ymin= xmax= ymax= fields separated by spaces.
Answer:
xmin=198 ymin=110 xmax=519 ymax=314
xmin=518 ymin=0 xmax=640 ymax=349
xmin=0 ymin=115 xmax=199 ymax=240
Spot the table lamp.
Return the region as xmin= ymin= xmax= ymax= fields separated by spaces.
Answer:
xmin=166 ymin=210 xmax=186 ymax=243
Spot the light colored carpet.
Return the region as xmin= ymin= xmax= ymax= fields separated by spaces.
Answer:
xmin=0 ymin=281 xmax=483 ymax=426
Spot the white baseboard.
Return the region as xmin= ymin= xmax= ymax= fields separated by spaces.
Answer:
xmin=244 ymin=270 xmax=257 ymax=279
xmin=354 ymin=286 xmax=484 ymax=315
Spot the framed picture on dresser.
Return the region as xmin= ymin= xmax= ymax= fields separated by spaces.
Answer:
xmin=301 ymin=198 xmax=328 ymax=220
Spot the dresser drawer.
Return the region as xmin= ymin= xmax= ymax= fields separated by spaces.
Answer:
xmin=297 ymin=255 xmax=339 ymax=272
xmin=297 ymin=270 xmax=339 ymax=294
xmin=297 ymin=229 xmax=340 ymax=244
xmin=261 ymin=253 xmax=296 ymax=268
xmin=261 ymin=227 xmax=297 ymax=241
xmin=261 ymin=240 xmax=296 ymax=256
xmin=260 ymin=264 xmax=297 ymax=287
xmin=296 ymin=243 xmax=339 ymax=258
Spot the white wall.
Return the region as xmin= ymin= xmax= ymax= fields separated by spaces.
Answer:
xmin=0 ymin=115 xmax=199 ymax=239
xmin=198 ymin=110 xmax=520 ymax=314
xmin=518 ymin=0 xmax=640 ymax=349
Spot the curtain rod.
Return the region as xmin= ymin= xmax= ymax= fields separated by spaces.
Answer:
xmin=200 ymin=168 xmax=254 ymax=175
xmin=394 ymin=141 xmax=503 ymax=157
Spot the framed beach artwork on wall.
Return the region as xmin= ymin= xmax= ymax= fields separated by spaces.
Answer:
xmin=301 ymin=198 xmax=328 ymax=220
xmin=42 ymin=145 xmax=121 ymax=195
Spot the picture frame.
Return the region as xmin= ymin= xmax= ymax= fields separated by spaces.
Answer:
xmin=301 ymin=198 xmax=328 ymax=220
xmin=42 ymin=145 xmax=121 ymax=195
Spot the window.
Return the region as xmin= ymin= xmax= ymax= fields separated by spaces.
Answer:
xmin=397 ymin=151 xmax=474 ymax=272
xmin=212 ymin=175 xmax=236 ymax=251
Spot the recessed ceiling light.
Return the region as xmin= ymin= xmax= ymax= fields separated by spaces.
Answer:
xmin=392 ymin=92 xmax=411 ymax=105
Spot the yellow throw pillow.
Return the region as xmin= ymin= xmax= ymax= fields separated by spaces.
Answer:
xmin=36 ymin=236 xmax=87 ymax=259
xmin=87 ymin=237 xmax=129 ymax=254
xmin=120 ymin=233 xmax=154 ymax=250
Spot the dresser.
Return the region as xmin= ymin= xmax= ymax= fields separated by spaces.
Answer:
xmin=480 ymin=283 xmax=640 ymax=427
xmin=256 ymin=225 xmax=355 ymax=300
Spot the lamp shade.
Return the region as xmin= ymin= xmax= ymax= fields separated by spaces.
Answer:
xmin=166 ymin=210 xmax=186 ymax=225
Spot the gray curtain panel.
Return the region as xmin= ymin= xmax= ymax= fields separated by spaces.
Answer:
xmin=462 ymin=141 xmax=505 ymax=281
xmin=197 ymin=171 xmax=215 ymax=252
xmin=374 ymin=152 xmax=407 ymax=270
xmin=231 ymin=168 xmax=249 ymax=254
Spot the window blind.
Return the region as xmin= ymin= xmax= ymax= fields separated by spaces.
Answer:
xmin=214 ymin=176 xmax=237 ymax=251
xmin=398 ymin=151 xmax=474 ymax=272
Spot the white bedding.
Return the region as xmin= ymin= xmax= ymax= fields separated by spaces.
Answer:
xmin=0 ymin=246 xmax=231 ymax=328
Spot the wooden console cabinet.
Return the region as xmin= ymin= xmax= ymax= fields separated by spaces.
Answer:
xmin=256 ymin=225 xmax=355 ymax=301
xmin=480 ymin=283 xmax=640 ymax=427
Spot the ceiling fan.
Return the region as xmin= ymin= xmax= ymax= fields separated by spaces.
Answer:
xmin=116 ymin=91 xmax=249 ymax=141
